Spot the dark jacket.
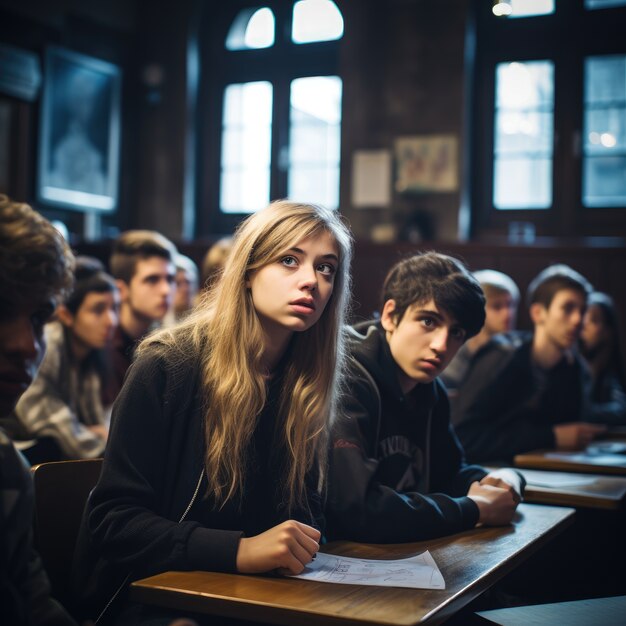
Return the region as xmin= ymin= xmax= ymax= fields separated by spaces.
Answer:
xmin=326 ymin=323 xmax=487 ymax=543
xmin=587 ymin=370 xmax=626 ymax=425
xmin=72 ymin=338 xmax=321 ymax=623
xmin=453 ymin=333 xmax=590 ymax=463
xmin=0 ymin=430 xmax=77 ymax=626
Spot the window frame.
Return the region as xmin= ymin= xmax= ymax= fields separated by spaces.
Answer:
xmin=470 ymin=0 xmax=626 ymax=239
xmin=196 ymin=1 xmax=342 ymax=235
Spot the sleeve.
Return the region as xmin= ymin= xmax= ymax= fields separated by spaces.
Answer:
xmin=325 ymin=370 xmax=480 ymax=543
xmin=14 ymin=347 xmax=106 ymax=460
xmin=86 ymin=350 xmax=242 ymax=580
xmin=453 ymin=348 xmax=555 ymax=463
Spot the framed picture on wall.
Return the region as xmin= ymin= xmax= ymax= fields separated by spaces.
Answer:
xmin=37 ymin=46 xmax=121 ymax=212
xmin=395 ymin=134 xmax=458 ymax=194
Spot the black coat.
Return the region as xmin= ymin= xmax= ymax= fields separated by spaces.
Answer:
xmin=72 ymin=339 xmax=321 ymax=622
xmin=453 ymin=333 xmax=590 ymax=463
xmin=326 ymin=323 xmax=486 ymax=543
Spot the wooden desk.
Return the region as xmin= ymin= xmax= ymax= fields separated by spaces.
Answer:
xmin=514 ymin=449 xmax=626 ymax=475
xmin=130 ymin=504 xmax=574 ymax=626
xmin=516 ymin=468 xmax=626 ymax=510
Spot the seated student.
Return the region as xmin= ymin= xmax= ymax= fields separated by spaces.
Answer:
xmin=453 ymin=264 xmax=605 ymax=464
xmin=0 ymin=195 xmax=77 ymax=625
xmin=326 ymin=252 xmax=523 ymax=544
xmin=171 ymin=254 xmax=199 ymax=321
xmin=72 ymin=201 xmax=352 ymax=624
xmin=199 ymin=236 xmax=233 ymax=295
xmin=442 ymin=269 xmax=519 ymax=394
xmin=580 ymin=292 xmax=626 ymax=425
xmin=107 ymin=230 xmax=177 ymax=399
xmin=13 ymin=257 xmax=119 ymax=461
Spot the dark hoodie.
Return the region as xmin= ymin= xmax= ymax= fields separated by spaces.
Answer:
xmin=325 ymin=323 xmax=488 ymax=543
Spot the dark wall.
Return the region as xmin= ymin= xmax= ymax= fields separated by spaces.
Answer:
xmin=0 ymin=0 xmax=472 ymax=241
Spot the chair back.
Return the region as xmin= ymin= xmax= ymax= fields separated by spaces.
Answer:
xmin=31 ymin=458 xmax=103 ymax=605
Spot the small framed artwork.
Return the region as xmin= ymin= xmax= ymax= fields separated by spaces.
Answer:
xmin=38 ymin=46 xmax=121 ymax=211
xmin=395 ymin=134 xmax=458 ymax=194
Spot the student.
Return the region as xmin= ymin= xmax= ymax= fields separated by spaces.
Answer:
xmin=326 ymin=252 xmax=523 ymax=544
xmin=73 ymin=201 xmax=352 ymax=624
xmin=199 ymin=236 xmax=233 ymax=294
xmin=453 ymin=264 xmax=605 ymax=464
xmin=0 ymin=195 xmax=77 ymax=625
xmin=442 ymin=269 xmax=519 ymax=394
xmin=13 ymin=256 xmax=119 ymax=461
xmin=580 ymin=292 xmax=626 ymax=425
xmin=171 ymin=254 xmax=199 ymax=321
xmin=107 ymin=230 xmax=177 ymax=398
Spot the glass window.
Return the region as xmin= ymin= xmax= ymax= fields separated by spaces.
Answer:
xmin=493 ymin=0 xmax=555 ymax=18
xmin=585 ymin=0 xmax=626 ymax=9
xmin=219 ymin=81 xmax=273 ymax=213
xmin=493 ymin=60 xmax=554 ymax=209
xmin=288 ymin=76 xmax=342 ymax=209
xmin=226 ymin=7 xmax=275 ymax=51
xmin=292 ymin=0 xmax=344 ymax=44
xmin=583 ymin=55 xmax=626 ymax=207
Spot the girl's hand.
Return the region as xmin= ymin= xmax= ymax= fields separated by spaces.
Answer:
xmin=236 ymin=520 xmax=320 ymax=575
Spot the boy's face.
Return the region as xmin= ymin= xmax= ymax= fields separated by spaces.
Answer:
xmin=381 ymin=299 xmax=466 ymax=394
xmin=484 ymin=291 xmax=517 ymax=336
xmin=0 ymin=298 xmax=55 ymax=416
xmin=119 ymin=256 xmax=175 ymax=323
xmin=532 ymin=288 xmax=587 ymax=351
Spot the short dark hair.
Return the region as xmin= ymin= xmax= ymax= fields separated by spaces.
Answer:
xmin=381 ymin=251 xmax=486 ymax=338
xmin=64 ymin=256 xmax=117 ymax=314
xmin=109 ymin=230 xmax=177 ymax=284
xmin=0 ymin=195 xmax=74 ymax=316
xmin=527 ymin=264 xmax=592 ymax=309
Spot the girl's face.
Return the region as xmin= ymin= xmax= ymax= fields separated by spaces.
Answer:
xmin=68 ymin=290 xmax=119 ymax=350
xmin=247 ymin=230 xmax=339 ymax=346
xmin=581 ymin=304 xmax=611 ymax=352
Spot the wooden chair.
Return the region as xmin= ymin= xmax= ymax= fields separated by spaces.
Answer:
xmin=31 ymin=458 xmax=103 ymax=606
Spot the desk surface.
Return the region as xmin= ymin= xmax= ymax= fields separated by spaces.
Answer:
xmin=514 ymin=449 xmax=626 ymax=475
xmin=513 ymin=468 xmax=626 ymax=510
xmin=130 ymin=503 xmax=574 ymax=626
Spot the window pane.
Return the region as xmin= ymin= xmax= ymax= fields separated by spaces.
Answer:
xmin=220 ymin=82 xmax=272 ymax=213
xmin=583 ymin=55 xmax=626 ymax=207
xmin=493 ymin=60 xmax=554 ymax=209
xmin=292 ymin=0 xmax=344 ymax=44
xmin=585 ymin=0 xmax=626 ymax=9
xmin=226 ymin=7 xmax=275 ymax=51
xmin=493 ymin=0 xmax=555 ymax=18
xmin=288 ymin=76 xmax=342 ymax=209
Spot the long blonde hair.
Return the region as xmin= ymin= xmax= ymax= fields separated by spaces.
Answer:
xmin=142 ymin=201 xmax=352 ymax=511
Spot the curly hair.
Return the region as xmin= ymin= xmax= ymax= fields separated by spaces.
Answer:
xmin=0 ymin=195 xmax=74 ymax=316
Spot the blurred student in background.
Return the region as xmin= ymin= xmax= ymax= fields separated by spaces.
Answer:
xmin=442 ymin=269 xmax=519 ymax=394
xmin=580 ymin=292 xmax=626 ymax=425
xmin=164 ymin=254 xmax=199 ymax=324
xmin=454 ymin=264 xmax=605 ymax=463
xmin=107 ymin=230 xmax=177 ymax=399
xmin=199 ymin=236 xmax=233 ymax=296
xmin=13 ymin=257 xmax=118 ymax=461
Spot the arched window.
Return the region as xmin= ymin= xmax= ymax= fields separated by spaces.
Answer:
xmin=198 ymin=1 xmax=344 ymax=232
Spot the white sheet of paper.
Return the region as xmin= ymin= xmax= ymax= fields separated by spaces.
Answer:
xmin=520 ymin=469 xmax=596 ymax=488
xmin=289 ymin=550 xmax=445 ymax=589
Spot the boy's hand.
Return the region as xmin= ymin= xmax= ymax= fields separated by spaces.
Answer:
xmin=467 ymin=481 xmax=518 ymax=526
xmin=236 ymin=520 xmax=320 ymax=575
xmin=553 ymin=422 xmax=606 ymax=450
xmin=480 ymin=469 xmax=522 ymax=503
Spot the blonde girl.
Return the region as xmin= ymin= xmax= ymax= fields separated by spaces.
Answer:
xmin=73 ymin=201 xmax=352 ymax=624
